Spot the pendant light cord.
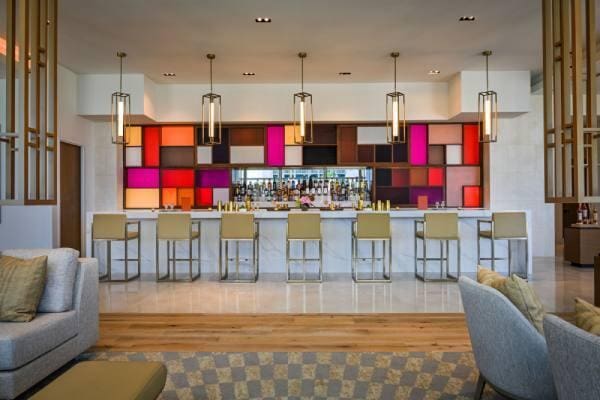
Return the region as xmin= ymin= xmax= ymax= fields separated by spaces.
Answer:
xmin=394 ymin=56 xmax=397 ymax=92
xmin=119 ymin=55 xmax=123 ymax=93
xmin=210 ymin=58 xmax=213 ymax=93
xmin=301 ymin=56 xmax=304 ymax=92
xmin=485 ymin=54 xmax=489 ymax=91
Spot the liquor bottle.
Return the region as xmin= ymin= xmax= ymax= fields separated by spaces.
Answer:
xmin=577 ymin=203 xmax=583 ymax=224
xmin=323 ymin=180 xmax=329 ymax=196
xmin=583 ymin=203 xmax=589 ymax=223
xmin=593 ymin=206 xmax=598 ymax=225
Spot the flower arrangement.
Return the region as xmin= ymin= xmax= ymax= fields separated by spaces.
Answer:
xmin=299 ymin=195 xmax=312 ymax=211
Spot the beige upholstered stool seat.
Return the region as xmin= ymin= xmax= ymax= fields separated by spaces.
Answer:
xmin=92 ymin=214 xmax=141 ymax=282
xmin=477 ymin=211 xmax=528 ymax=277
xmin=219 ymin=213 xmax=259 ymax=282
xmin=30 ymin=361 xmax=167 ymax=400
xmin=287 ymin=213 xmax=322 ymax=282
xmin=414 ymin=212 xmax=461 ymax=282
xmin=352 ymin=213 xmax=391 ymax=282
xmin=155 ymin=213 xmax=201 ymax=282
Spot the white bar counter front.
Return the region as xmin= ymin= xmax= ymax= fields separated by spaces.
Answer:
xmin=86 ymin=209 xmax=532 ymax=276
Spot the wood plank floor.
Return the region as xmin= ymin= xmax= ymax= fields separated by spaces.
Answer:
xmin=95 ymin=313 xmax=472 ymax=353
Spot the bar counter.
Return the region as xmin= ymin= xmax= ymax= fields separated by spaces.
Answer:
xmin=86 ymin=209 xmax=532 ymax=275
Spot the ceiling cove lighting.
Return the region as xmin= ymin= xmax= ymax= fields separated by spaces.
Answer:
xmin=386 ymin=52 xmax=406 ymax=144
xmin=111 ymin=51 xmax=130 ymax=145
xmin=293 ymin=52 xmax=313 ymax=144
xmin=201 ymin=54 xmax=222 ymax=145
xmin=255 ymin=17 xmax=271 ymax=23
xmin=459 ymin=16 xmax=476 ymax=21
xmin=478 ymin=50 xmax=498 ymax=143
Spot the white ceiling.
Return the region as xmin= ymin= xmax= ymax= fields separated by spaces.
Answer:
xmin=58 ymin=0 xmax=542 ymax=84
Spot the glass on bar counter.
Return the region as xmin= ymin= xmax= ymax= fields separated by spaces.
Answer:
xmin=231 ymin=167 xmax=373 ymax=208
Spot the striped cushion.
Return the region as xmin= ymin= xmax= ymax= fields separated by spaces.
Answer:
xmin=574 ymin=297 xmax=600 ymax=335
xmin=0 ymin=255 xmax=47 ymax=322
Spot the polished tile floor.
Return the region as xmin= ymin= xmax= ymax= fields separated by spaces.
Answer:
xmin=99 ymin=257 xmax=594 ymax=314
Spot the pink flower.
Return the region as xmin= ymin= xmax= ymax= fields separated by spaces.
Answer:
xmin=300 ymin=196 xmax=312 ymax=205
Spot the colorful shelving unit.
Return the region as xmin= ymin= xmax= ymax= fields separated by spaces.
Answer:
xmin=123 ymin=123 xmax=484 ymax=209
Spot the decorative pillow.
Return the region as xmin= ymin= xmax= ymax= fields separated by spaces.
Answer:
xmin=574 ymin=297 xmax=600 ymax=335
xmin=496 ymin=275 xmax=546 ymax=334
xmin=0 ymin=255 xmax=47 ymax=322
xmin=477 ymin=265 xmax=506 ymax=287
xmin=1 ymin=248 xmax=79 ymax=312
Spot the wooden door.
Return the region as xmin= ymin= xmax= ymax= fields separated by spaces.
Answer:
xmin=60 ymin=142 xmax=81 ymax=252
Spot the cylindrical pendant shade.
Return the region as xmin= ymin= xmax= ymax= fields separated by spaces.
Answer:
xmin=478 ymin=90 xmax=498 ymax=142
xmin=111 ymin=92 xmax=130 ymax=144
xmin=386 ymin=91 xmax=406 ymax=143
xmin=201 ymin=93 xmax=222 ymax=145
xmin=293 ymin=92 xmax=313 ymax=143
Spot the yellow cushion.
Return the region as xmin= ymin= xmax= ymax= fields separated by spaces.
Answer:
xmin=288 ymin=213 xmax=321 ymax=240
xmin=0 ymin=255 xmax=47 ymax=322
xmin=31 ymin=361 xmax=167 ymax=400
xmin=476 ymin=265 xmax=506 ymax=287
xmin=477 ymin=266 xmax=545 ymax=334
xmin=127 ymin=231 xmax=139 ymax=240
xmin=574 ymin=297 xmax=600 ymax=335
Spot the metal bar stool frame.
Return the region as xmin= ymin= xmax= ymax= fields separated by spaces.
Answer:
xmin=218 ymin=217 xmax=260 ymax=283
xmin=92 ymin=219 xmax=141 ymax=282
xmin=477 ymin=214 xmax=528 ymax=278
xmin=155 ymin=219 xmax=201 ymax=282
xmin=414 ymin=217 xmax=461 ymax=282
xmin=286 ymin=215 xmax=323 ymax=283
xmin=351 ymin=214 xmax=392 ymax=283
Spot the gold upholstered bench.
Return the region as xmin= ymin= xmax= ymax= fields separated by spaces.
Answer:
xmin=30 ymin=361 xmax=167 ymax=400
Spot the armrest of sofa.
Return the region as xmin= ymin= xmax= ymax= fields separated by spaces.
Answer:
xmin=72 ymin=257 xmax=99 ymax=351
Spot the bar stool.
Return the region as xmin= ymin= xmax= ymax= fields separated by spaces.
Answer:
xmin=477 ymin=212 xmax=528 ymax=277
xmin=219 ymin=213 xmax=259 ymax=282
xmin=286 ymin=213 xmax=323 ymax=282
xmin=91 ymin=214 xmax=140 ymax=282
xmin=351 ymin=212 xmax=391 ymax=282
xmin=155 ymin=213 xmax=201 ymax=282
xmin=414 ymin=213 xmax=460 ymax=282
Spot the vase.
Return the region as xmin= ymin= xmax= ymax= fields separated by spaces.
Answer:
xmin=300 ymin=204 xmax=309 ymax=211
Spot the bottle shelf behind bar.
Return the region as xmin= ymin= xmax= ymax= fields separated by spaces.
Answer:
xmin=231 ymin=167 xmax=372 ymax=207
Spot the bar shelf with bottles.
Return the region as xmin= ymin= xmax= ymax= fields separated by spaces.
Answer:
xmin=230 ymin=167 xmax=373 ymax=209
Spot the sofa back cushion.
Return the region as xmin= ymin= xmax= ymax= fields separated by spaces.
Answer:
xmin=1 ymin=248 xmax=79 ymax=312
xmin=0 ymin=255 xmax=47 ymax=322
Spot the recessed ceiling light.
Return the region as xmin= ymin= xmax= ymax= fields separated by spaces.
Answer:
xmin=243 ymin=72 xmax=256 ymax=76
xmin=163 ymin=72 xmax=176 ymax=77
xmin=459 ymin=16 xmax=476 ymax=21
xmin=255 ymin=17 xmax=271 ymax=23
xmin=338 ymin=72 xmax=352 ymax=76
xmin=428 ymin=70 xmax=441 ymax=75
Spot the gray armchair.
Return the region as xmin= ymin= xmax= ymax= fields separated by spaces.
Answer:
xmin=544 ymin=314 xmax=600 ymax=400
xmin=458 ymin=277 xmax=556 ymax=400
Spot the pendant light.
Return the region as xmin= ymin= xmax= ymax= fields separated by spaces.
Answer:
xmin=201 ymin=54 xmax=222 ymax=145
xmin=111 ymin=52 xmax=130 ymax=145
xmin=386 ymin=52 xmax=406 ymax=144
xmin=293 ymin=52 xmax=313 ymax=144
xmin=478 ymin=50 xmax=498 ymax=143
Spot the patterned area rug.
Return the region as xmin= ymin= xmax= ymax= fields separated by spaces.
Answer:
xmin=84 ymin=351 xmax=503 ymax=399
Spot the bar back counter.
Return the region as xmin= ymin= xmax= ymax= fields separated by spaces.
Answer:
xmin=86 ymin=209 xmax=532 ymax=278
